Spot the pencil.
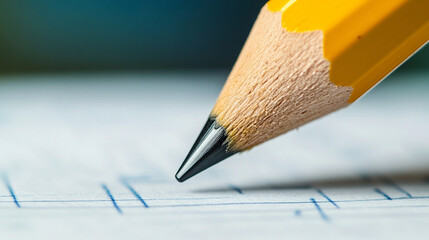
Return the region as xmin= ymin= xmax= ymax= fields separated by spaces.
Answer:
xmin=175 ymin=0 xmax=429 ymax=182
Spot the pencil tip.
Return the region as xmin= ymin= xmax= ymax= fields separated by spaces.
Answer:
xmin=175 ymin=117 xmax=236 ymax=182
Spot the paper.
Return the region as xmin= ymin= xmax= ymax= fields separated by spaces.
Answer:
xmin=0 ymin=72 xmax=428 ymax=239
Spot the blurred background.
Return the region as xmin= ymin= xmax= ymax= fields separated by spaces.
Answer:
xmin=0 ymin=0 xmax=427 ymax=74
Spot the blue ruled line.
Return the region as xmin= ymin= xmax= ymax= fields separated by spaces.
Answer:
xmin=101 ymin=184 xmax=122 ymax=214
xmin=122 ymin=182 xmax=149 ymax=208
xmin=0 ymin=194 xmax=424 ymax=206
xmin=2 ymin=175 xmax=20 ymax=208
xmin=228 ymin=184 xmax=243 ymax=194
xmin=374 ymin=188 xmax=392 ymax=200
xmin=0 ymin=194 xmax=427 ymax=210
xmin=310 ymin=198 xmax=329 ymax=222
xmin=317 ymin=189 xmax=339 ymax=209
xmin=381 ymin=177 xmax=412 ymax=198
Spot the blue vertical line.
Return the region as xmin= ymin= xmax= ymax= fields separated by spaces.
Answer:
xmin=228 ymin=184 xmax=243 ymax=194
xmin=316 ymin=189 xmax=339 ymax=209
xmin=101 ymin=184 xmax=122 ymax=214
xmin=374 ymin=188 xmax=392 ymax=200
xmin=310 ymin=198 xmax=330 ymax=222
xmin=121 ymin=181 xmax=149 ymax=208
xmin=2 ymin=174 xmax=21 ymax=208
xmin=381 ymin=177 xmax=412 ymax=198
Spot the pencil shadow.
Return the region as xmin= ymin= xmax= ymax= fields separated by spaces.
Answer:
xmin=193 ymin=169 xmax=429 ymax=193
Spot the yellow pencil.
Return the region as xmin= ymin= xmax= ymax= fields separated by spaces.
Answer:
xmin=176 ymin=0 xmax=429 ymax=182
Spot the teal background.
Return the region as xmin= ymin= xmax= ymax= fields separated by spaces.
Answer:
xmin=0 ymin=0 xmax=427 ymax=73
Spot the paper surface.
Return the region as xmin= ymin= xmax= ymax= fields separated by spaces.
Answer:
xmin=0 ymin=72 xmax=428 ymax=239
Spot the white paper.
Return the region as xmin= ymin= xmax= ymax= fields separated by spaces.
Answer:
xmin=0 ymin=72 xmax=428 ymax=239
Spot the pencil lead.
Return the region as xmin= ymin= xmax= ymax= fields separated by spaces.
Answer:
xmin=175 ymin=117 xmax=236 ymax=182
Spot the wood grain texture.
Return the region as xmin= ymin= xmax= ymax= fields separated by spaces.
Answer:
xmin=212 ymin=5 xmax=352 ymax=151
